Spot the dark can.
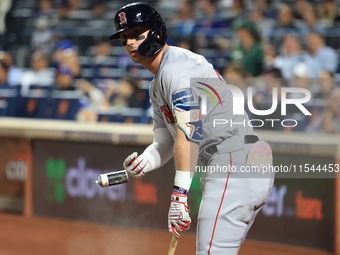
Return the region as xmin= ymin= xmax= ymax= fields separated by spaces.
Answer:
xmin=94 ymin=170 xmax=128 ymax=188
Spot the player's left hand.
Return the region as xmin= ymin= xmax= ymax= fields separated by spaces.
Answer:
xmin=168 ymin=192 xmax=191 ymax=238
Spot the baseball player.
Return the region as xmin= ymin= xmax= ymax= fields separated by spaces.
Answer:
xmin=110 ymin=2 xmax=275 ymax=254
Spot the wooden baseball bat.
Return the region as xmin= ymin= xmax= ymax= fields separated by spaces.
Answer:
xmin=167 ymin=235 xmax=179 ymax=255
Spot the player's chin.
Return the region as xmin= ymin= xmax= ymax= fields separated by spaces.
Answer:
xmin=130 ymin=55 xmax=141 ymax=63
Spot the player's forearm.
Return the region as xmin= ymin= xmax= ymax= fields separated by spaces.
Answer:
xmin=174 ymin=126 xmax=199 ymax=171
xmin=174 ymin=126 xmax=199 ymax=191
xmin=144 ymin=141 xmax=173 ymax=170
xmin=144 ymin=127 xmax=174 ymax=170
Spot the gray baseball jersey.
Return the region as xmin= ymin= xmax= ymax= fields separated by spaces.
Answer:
xmin=149 ymin=46 xmax=273 ymax=255
xmin=150 ymin=46 xmax=255 ymax=149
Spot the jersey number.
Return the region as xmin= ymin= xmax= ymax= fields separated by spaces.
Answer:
xmin=160 ymin=105 xmax=175 ymax=124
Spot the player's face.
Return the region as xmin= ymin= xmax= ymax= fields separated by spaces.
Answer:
xmin=120 ymin=27 xmax=149 ymax=63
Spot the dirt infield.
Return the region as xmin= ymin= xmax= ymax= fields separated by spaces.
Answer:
xmin=0 ymin=212 xmax=334 ymax=255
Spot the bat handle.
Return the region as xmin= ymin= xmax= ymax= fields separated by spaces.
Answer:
xmin=167 ymin=235 xmax=179 ymax=255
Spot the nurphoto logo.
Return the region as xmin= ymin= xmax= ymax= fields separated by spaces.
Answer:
xmin=200 ymin=83 xmax=311 ymax=128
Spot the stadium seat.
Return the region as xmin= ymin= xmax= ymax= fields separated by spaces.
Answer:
xmin=97 ymin=107 xmax=152 ymax=124
xmin=0 ymin=89 xmax=19 ymax=117
xmin=29 ymin=85 xmax=53 ymax=91
xmin=46 ymin=91 xmax=81 ymax=120
xmin=122 ymin=108 xmax=147 ymax=123
xmin=0 ymin=100 xmax=8 ymax=116
xmin=18 ymin=90 xmax=49 ymax=118
xmin=97 ymin=111 xmax=125 ymax=123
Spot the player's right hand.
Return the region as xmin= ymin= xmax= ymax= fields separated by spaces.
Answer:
xmin=123 ymin=152 xmax=153 ymax=179
xmin=168 ymin=192 xmax=191 ymax=238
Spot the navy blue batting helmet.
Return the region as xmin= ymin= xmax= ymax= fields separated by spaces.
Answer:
xmin=109 ymin=2 xmax=167 ymax=58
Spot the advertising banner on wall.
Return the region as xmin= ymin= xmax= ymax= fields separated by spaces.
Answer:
xmin=33 ymin=140 xmax=335 ymax=250
xmin=33 ymin=140 xmax=176 ymax=229
xmin=0 ymin=137 xmax=29 ymax=212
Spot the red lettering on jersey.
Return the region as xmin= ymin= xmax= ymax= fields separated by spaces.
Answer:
xmin=160 ymin=105 xmax=175 ymax=124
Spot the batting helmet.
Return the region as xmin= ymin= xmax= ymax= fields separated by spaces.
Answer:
xmin=109 ymin=2 xmax=167 ymax=58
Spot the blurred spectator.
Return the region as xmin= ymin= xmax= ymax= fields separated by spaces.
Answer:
xmin=78 ymin=78 xmax=106 ymax=108
xmin=76 ymin=78 xmax=108 ymax=122
xmin=253 ymin=0 xmax=277 ymax=20
xmin=76 ymin=78 xmax=110 ymax=123
xmin=0 ymin=60 xmax=11 ymax=89
xmin=292 ymin=0 xmax=308 ymax=20
xmin=252 ymin=67 xmax=285 ymax=130
xmin=249 ymin=8 xmax=275 ymax=43
xmin=314 ymin=70 xmax=337 ymax=99
xmin=55 ymin=3 xmax=75 ymax=28
xmin=304 ymin=70 xmax=336 ymax=132
xmin=299 ymin=2 xmax=327 ymax=35
xmin=90 ymin=40 xmax=113 ymax=84
xmin=306 ymin=89 xmax=340 ymax=133
xmin=285 ymin=62 xmax=314 ymax=131
xmin=194 ymin=0 xmax=227 ymax=32
xmin=171 ymin=0 xmax=195 ymax=37
xmin=253 ymin=67 xmax=284 ymax=106
xmin=35 ymin=0 xmax=58 ymax=27
xmin=51 ymin=40 xmax=80 ymax=91
xmin=274 ymin=35 xmax=319 ymax=79
xmin=52 ymin=39 xmax=80 ymax=78
xmin=55 ymin=66 xmax=76 ymax=90
xmin=276 ymin=5 xmax=298 ymax=29
xmin=270 ymin=5 xmax=301 ymax=48
xmin=222 ymin=62 xmax=248 ymax=93
xmin=262 ymin=44 xmax=277 ymax=69
xmin=231 ymin=21 xmax=263 ymax=77
xmin=76 ymin=106 xmax=98 ymax=122
xmin=224 ymin=0 xmax=248 ymax=25
xmin=20 ymin=52 xmax=54 ymax=95
xmin=52 ymin=39 xmax=74 ymax=65
xmin=68 ymin=0 xmax=82 ymax=11
xmin=315 ymin=0 xmax=340 ymax=27
xmin=57 ymin=3 xmax=70 ymax=20
xmin=61 ymin=49 xmax=80 ymax=77
xmin=87 ymin=1 xmax=110 ymax=28
xmin=92 ymin=1 xmax=106 ymax=19
xmin=307 ymin=32 xmax=339 ymax=73
xmin=31 ymin=18 xmax=54 ymax=56
xmin=323 ymin=90 xmax=340 ymax=133
xmin=92 ymin=40 xmax=112 ymax=66
xmin=105 ymin=77 xmax=146 ymax=109
xmin=292 ymin=62 xmax=313 ymax=91
xmin=213 ymin=34 xmax=232 ymax=51
xmin=0 ymin=51 xmax=23 ymax=86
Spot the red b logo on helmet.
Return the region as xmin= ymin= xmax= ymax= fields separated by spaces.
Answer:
xmin=119 ymin=12 xmax=127 ymax=25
